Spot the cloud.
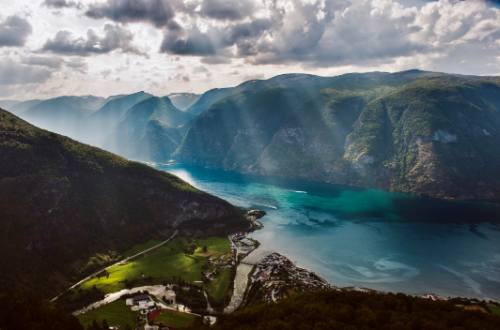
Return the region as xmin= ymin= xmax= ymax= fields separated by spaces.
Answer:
xmin=42 ymin=24 xmax=142 ymax=56
xmin=21 ymin=56 xmax=64 ymax=69
xmin=201 ymin=56 xmax=231 ymax=65
xmin=160 ymin=28 xmax=216 ymax=55
xmin=200 ymin=0 xmax=255 ymax=21
xmin=64 ymin=58 xmax=88 ymax=73
xmin=86 ymin=0 xmax=177 ymax=27
xmin=20 ymin=55 xmax=88 ymax=74
xmin=0 ymin=15 xmax=32 ymax=47
xmin=0 ymin=59 xmax=52 ymax=85
xmin=43 ymin=0 xmax=82 ymax=9
xmin=155 ymin=0 xmax=498 ymax=72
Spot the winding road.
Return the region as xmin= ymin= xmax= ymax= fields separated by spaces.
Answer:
xmin=51 ymin=230 xmax=178 ymax=302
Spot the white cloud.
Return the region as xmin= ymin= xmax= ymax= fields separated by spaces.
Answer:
xmin=0 ymin=0 xmax=498 ymax=99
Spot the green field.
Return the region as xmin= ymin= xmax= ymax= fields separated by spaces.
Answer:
xmin=155 ymin=310 xmax=200 ymax=328
xmin=77 ymin=300 xmax=137 ymax=329
xmin=206 ymin=267 xmax=233 ymax=306
xmin=78 ymin=237 xmax=233 ymax=299
xmin=488 ymin=303 xmax=500 ymax=316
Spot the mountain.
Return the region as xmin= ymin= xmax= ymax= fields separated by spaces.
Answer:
xmin=110 ymin=96 xmax=192 ymax=161
xmin=184 ymin=71 xmax=424 ymax=117
xmin=8 ymin=99 xmax=43 ymax=114
xmin=18 ymin=96 xmax=106 ymax=137
xmin=0 ymin=108 xmax=248 ymax=297
xmin=91 ymin=91 xmax=153 ymax=123
xmin=0 ymin=100 xmax=20 ymax=110
xmin=186 ymin=87 xmax=234 ymax=116
xmin=82 ymin=91 xmax=154 ymax=146
xmin=174 ymin=71 xmax=500 ymax=201
xmin=168 ymin=93 xmax=201 ymax=111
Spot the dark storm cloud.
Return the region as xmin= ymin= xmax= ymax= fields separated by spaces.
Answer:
xmin=43 ymin=0 xmax=82 ymax=9
xmin=200 ymin=0 xmax=255 ymax=21
xmin=42 ymin=24 xmax=142 ymax=56
xmin=160 ymin=28 xmax=216 ymax=55
xmin=159 ymin=18 xmax=272 ymax=57
xmin=0 ymin=59 xmax=52 ymax=85
xmin=86 ymin=0 xmax=177 ymax=27
xmin=0 ymin=15 xmax=32 ymax=47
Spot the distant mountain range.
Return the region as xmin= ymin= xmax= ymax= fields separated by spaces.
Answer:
xmin=0 ymin=109 xmax=247 ymax=297
xmin=3 ymin=70 xmax=500 ymax=201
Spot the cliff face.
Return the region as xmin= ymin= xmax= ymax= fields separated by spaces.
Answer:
xmin=0 ymin=109 xmax=248 ymax=296
xmin=175 ymin=72 xmax=500 ymax=201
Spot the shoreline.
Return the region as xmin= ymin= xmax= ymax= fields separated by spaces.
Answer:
xmin=71 ymin=211 xmax=500 ymax=321
xmin=236 ymin=211 xmax=500 ymax=308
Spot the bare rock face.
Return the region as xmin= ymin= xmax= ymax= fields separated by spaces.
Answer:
xmin=244 ymin=253 xmax=330 ymax=306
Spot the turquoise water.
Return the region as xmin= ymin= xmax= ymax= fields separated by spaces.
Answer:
xmin=157 ymin=164 xmax=500 ymax=300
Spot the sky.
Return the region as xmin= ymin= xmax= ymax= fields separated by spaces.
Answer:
xmin=0 ymin=0 xmax=499 ymax=100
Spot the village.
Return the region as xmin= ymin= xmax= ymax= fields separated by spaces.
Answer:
xmin=71 ymin=210 xmax=268 ymax=329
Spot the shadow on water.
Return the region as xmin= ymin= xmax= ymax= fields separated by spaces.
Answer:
xmin=160 ymin=163 xmax=500 ymax=226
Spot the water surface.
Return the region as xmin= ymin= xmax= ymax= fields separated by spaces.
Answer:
xmin=157 ymin=164 xmax=500 ymax=300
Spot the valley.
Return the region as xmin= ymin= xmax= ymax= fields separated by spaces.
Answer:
xmin=2 ymin=70 xmax=500 ymax=329
xmin=2 ymin=0 xmax=500 ymax=328
xmin=8 ymin=70 xmax=500 ymax=202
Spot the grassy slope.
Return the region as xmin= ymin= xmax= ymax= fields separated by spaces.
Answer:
xmin=79 ymin=237 xmax=232 ymax=297
xmin=156 ymin=310 xmax=199 ymax=328
xmin=77 ymin=300 xmax=137 ymax=329
xmin=206 ymin=267 xmax=233 ymax=305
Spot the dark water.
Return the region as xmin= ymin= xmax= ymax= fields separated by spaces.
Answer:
xmin=157 ymin=164 xmax=500 ymax=300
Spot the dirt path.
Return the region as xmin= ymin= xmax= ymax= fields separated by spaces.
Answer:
xmin=51 ymin=230 xmax=178 ymax=302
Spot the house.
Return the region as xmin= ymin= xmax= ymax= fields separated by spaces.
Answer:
xmin=126 ymin=294 xmax=156 ymax=310
xmin=163 ymin=289 xmax=176 ymax=305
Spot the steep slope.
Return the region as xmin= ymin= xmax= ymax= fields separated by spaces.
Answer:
xmin=187 ymin=87 xmax=234 ymax=116
xmin=110 ymin=96 xmax=192 ymax=161
xmin=168 ymin=93 xmax=201 ymax=111
xmin=175 ymin=71 xmax=500 ymax=201
xmin=91 ymin=91 xmax=153 ymax=122
xmin=202 ymin=290 xmax=500 ymax=330
xmin=344 ymin=76 xmax=500 ymax=200
xmin=0 ymin=109 xmax=248 ymax=297
xmin=0 ymin=100 xmax=20 ymax=110
xmin=8 ymin=99 xmax=43 ymax=114
xmin=185 ymin=70 xmax=433 ymax=117
xmin=82 ymin=91 xmax=153 ymax=146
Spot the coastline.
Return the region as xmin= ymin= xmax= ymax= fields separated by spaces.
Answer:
xmin=229 ymin=211 xmax=500 ymax=312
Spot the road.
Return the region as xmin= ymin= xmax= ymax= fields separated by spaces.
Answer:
xmin=51 ymin=230 xmax=178 ymax=302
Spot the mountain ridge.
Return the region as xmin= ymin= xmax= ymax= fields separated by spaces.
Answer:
xmin=175 ymin=71 xmax=500 ymax=201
